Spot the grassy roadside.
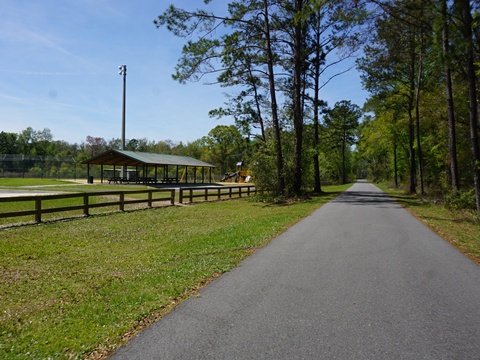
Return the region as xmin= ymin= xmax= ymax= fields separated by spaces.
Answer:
xmin=0 ymin=183 xmax=351 ymax=360
xmin=375 ymin=183 xmax=480 ymax=265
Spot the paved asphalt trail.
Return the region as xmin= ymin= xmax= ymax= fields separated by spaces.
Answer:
xmin=110 ymin=181 xmax=480 ymax=359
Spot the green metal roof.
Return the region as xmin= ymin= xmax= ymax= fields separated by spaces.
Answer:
xmin=82 ymin=150 xmax=215 ymax=168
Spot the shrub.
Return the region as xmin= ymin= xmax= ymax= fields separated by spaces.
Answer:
xmin=445 ymin=188 xmax=477 ymax=210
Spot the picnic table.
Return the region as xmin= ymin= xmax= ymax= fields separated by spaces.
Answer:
xmin=161 ymin=178 xmax=179 ymax=184
xmin=108 ymin=176 xmax=160 ymax=184
xmin=108 ymin=177 xmax=128 ymax=184
xmin=136 ymin=177 xmax=158 ymax=184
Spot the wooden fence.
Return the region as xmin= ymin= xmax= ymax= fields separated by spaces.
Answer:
xmin=0 ymin=189 xmax=175 ymax=224
xmin=179 ymin=185 xmax=256 ymax=203
xmin=0 ymin=185 xmax=256 ymax=225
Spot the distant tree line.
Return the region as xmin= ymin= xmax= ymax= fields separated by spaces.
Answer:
xmin=1 ymin=109 xmax=357 ymax=184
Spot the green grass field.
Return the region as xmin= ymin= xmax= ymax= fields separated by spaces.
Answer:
xmin=0 ymin=178 xmax=75 ymax=187
xmin=0 ymin=182 xmax=350 ymax=360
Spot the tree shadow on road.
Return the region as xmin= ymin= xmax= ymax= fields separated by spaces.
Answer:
xmin=331 ymin=191 xmax=407 ymax=208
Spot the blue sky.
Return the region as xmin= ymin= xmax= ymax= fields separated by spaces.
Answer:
xmin=0 ymin=0 xmax=369 ymax=145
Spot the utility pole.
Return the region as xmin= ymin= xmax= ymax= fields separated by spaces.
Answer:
xmin=118 ymin=65 xmax=127 ymax=179
xmin=118 ymin=65 xmax=127 ymax=150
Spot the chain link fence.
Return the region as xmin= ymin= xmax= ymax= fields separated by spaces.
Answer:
xmin=0 ymin=154 xmax=78 ymax=179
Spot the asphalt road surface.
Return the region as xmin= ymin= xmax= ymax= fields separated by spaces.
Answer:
xmin=110 ymin=181 xmax=480 ymax=360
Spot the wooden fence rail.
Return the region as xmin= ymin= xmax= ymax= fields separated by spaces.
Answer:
xmin=179 ymin=185 xmax=256 ymax=204
xmin=0 ymin=186 xmax=256 ymax=225
xmin=0 ymin=189 xmax=175 ymax=224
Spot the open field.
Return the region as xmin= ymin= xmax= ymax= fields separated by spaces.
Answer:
xmin=0 ymin=178 xmax=76 ymax=187
xmin=0 ymin=183 xmax=350 ymax=359
xmin=0 ymin=178 xmax=151 ymax=192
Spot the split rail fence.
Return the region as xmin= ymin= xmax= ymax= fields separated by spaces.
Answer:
xmin=179 ymin=185 xmax=256 ymax=203
xmin=0 ymin=185 xmax=256 ymax=225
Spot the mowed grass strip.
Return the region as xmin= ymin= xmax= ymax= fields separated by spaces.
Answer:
xmin=0 ymin=184 xmax=350 ymax=360
xmin=0 ymin=178 xmax=75 ymax=187
xmin=376 ymin=183 xmax=480 ymax=265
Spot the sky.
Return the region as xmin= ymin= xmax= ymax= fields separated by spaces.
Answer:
xmin=0 ymin=0 xmax=370 ymax=146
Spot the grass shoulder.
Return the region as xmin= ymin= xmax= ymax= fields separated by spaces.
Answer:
xmin=375 ymin=183 xmax=480 ymax=265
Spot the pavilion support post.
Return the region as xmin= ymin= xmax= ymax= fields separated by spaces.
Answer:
xmin=185 ymin=166 xmax=188 ymax=183
xmin=101 ymin=164 xmax=104 ymax=183
xmin=176 ymin=166 xmax=179 ymax=183
xmin=194 ymin=167 xmax=197 ymax=184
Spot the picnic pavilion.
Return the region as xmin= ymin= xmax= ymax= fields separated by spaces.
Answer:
xmin=82 ymin=149 xmax=215 ymax=184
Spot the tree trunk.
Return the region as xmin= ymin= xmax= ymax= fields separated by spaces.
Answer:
xmin=250 ymin=68 xmax=266 ymax=143
xmin=393 ymin=135 xmax=398 ymax=188
xmin=442 ymin=0 xmax=459 ymax=191
xmin=312 ymin=12 xmax=322 ymax=193
xmin=408 ymin=35 xmax=417 ymax=194
xmin=292 ymin=0 xmax=304 ymax=194
xmin=342 ymin=127 xmax=347 ymax=184
xmin=415 ymin=33 xmax=424 ymax=195
xmin=457 ymin=0 xmax=480 ymax=211
xmin=264 ymin=0 xmax=285 ymax=195
xmin=313 ymin=107 xmax=321 ymax=192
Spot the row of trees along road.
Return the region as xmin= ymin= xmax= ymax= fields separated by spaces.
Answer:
xmin=357 ymin=0 xmax=480 ymax=211
xmin=156 ymin=0 xmax=480 ymax=211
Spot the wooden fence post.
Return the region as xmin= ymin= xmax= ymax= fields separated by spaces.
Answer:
xmin=119 ymin=193 xmax=125 ymax=211
xmin=35 ymin=198 xmax=42 ymax=223
xmin=83 ymin=194 xmax=89 ymax=216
